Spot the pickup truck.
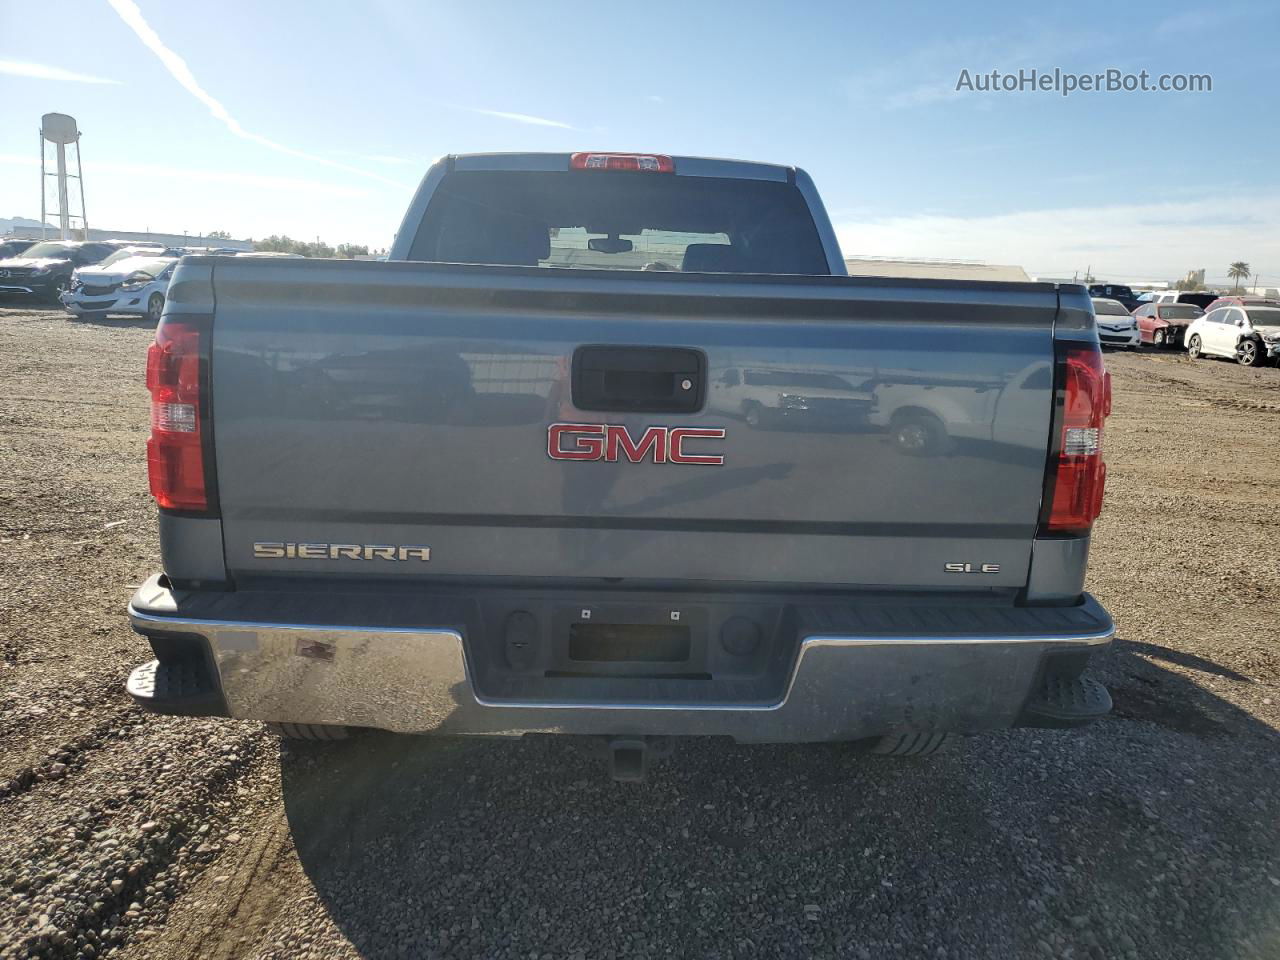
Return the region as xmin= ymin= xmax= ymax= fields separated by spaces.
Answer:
xmin=126 ymin=152 xmax=1114 ymax=778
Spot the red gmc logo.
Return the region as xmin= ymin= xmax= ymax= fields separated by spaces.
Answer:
xmin=547 ymin=423 xmax=726 ymax=465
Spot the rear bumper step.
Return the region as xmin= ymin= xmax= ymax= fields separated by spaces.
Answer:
xmin=126 ymin=658 xmax=228 ymax=718
xmin=1018 ymin=674 xmax=1112 ymax=728
xmin=125 ymin=575 xmax=1113 ymax=742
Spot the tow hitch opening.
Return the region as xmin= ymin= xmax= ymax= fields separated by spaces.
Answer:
xmin=605 ymin=736 xmax=672 ymax=782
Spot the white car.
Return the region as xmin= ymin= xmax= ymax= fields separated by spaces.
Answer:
xmin=98 ymin=244 xmax=176 ymax=265
xmin=862 ymin=361 xmax=1053 ymax=454
xmin=67 ymin=244 xmax=178 ymax=288
xmin=61 ymin=255 xmax=177 ymax=322
xmin=708 ymin=366 xmax=874 ymax=429
xmin=1186 ymin=304 xmax=1280 ymax=367
xmin=1091 ymin=297 xmax=1140 ymax=349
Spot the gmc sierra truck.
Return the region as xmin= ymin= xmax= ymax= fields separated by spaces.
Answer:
xmin=126 ymin=152 xmax=1114 ymax=779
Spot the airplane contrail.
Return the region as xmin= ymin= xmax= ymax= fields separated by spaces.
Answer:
xmin=104 ymin=0 xmax=409 ymax=189
xmin=465 ymin=108 xmax=573 ymax=129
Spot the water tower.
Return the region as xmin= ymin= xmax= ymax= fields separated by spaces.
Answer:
xmin=40 ymin=113 xmax=88 ymax=240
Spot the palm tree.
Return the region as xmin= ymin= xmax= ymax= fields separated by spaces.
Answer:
xmin=1228 ymin=261 xmax=1251 ymax=292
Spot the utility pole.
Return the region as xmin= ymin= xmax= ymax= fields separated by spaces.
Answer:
xmin=39 ymin=129 xmax=45 ymax=240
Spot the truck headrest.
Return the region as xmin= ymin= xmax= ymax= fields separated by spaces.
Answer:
xmin=681 ymin=243 xmax=743 ymax=274
xmin=435 ymin=209 xmax=549 ymax=267
xmin=491 ymin=214 xmax=550 ymax=265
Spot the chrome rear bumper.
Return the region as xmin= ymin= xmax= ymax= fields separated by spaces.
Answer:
xmin=127 ymin=576 xmax=1114 ymax=742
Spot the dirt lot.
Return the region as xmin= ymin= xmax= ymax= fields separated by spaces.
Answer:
xmin=1 ymin=304 xmax=1278 ymax=960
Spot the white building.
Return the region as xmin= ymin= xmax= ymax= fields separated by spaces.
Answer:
xmin=844 ymin=257 xmax=1030 ymax=282
xmin=1 ymin=216 xmax=251 ymax=251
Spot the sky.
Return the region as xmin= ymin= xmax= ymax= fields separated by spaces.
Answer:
xmin=0 ymin=0 xmax=1276 ymax=283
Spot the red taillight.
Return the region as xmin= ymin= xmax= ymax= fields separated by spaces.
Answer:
xmin=1040 ymin=344 xmax=1110 ymax=536
xmin=146 ymin=321 xmax=209 ymax=511
xmin=570 ymin=152 xmax=674 ymax=172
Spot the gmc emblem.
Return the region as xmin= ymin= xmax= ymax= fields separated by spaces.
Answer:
xmin=547 ymin=423 xmax=726 ymax=465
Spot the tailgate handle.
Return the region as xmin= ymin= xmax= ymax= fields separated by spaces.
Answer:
xmin=572 ymin=346 xmax=705 ymax=413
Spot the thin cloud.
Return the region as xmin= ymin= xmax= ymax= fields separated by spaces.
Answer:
xmin=1154 ymin=5 xmax=1256 ymax=36
xmin=844 ymin=30 xmax=1098 ymax=112
xmin=328 ymin=149 xmax=417 ymax=166
xmin=103 ymin=0 xmax=408 ymax=189
xmin=834 ymin=193 xmax=1280 ymax=282
xmin=0 ymin=59 xmax=121 ymax=85
xmin=464 ymin=107 xmax=573 ymax=129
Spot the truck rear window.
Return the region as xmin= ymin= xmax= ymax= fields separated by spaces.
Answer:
xmin=408 ymin=170 xmax=829 ymax=275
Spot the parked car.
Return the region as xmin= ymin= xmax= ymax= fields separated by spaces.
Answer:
xmin=0 ymin=238 xmax=38 ymax=260
xmin=173 ymin=246 xmax=242 ymax=256
xmin=1186 ymin=304 xmax=1280 ymax=366
xmin=1201 ymin=294 xmax=1280 ymax=314
xmin=102 ymin=239 xmax=167 ymax=252
xmin=61 ymin=255 xmax=177 ymax=322
xmin=1091 ymin=297 xmax=1140 ymax=349
xmin=863 ymin=362 xmax=1053 ymax=456
xmin=0 ymin=240 xmax=119 ymax=302
xmin=1087 ymin=283 xmax=1141 ymax=311
xmin=1133 ymin=302 xmax=1202 ymax=347
xmin=123 ymin=151 xmax=1115 ymax=777
xmin=709 ymin=367 xmax=873 ymax=429
xmin=1149 ymin=291 xmax=1218 ymax=309
xmin=92 ymin=245 xmax=183 ymax=271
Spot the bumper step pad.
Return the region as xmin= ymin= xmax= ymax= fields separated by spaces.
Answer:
xmin=126 ymin=659 xmax=228 ymax=717
xmin=1019 ymin=674 xmax=1112 ymax=728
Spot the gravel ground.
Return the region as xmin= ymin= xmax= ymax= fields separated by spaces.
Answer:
xmin=1 ymin=304 xmax=1278 ymax=960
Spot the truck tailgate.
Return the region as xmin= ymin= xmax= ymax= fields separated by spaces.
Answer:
xmin=205 ymin=259 xmax=1062 ymax=589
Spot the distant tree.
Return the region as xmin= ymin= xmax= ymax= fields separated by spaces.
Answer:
xmin=1228 ymin=261 xmax=1251 ymax=292
xmin=254 ymin=235 xmax=297 ymax=254
xmin=253 ymin=235 xmax=369 ymax=258
xmin=206 ymin=229 xmax=232 ymax=240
